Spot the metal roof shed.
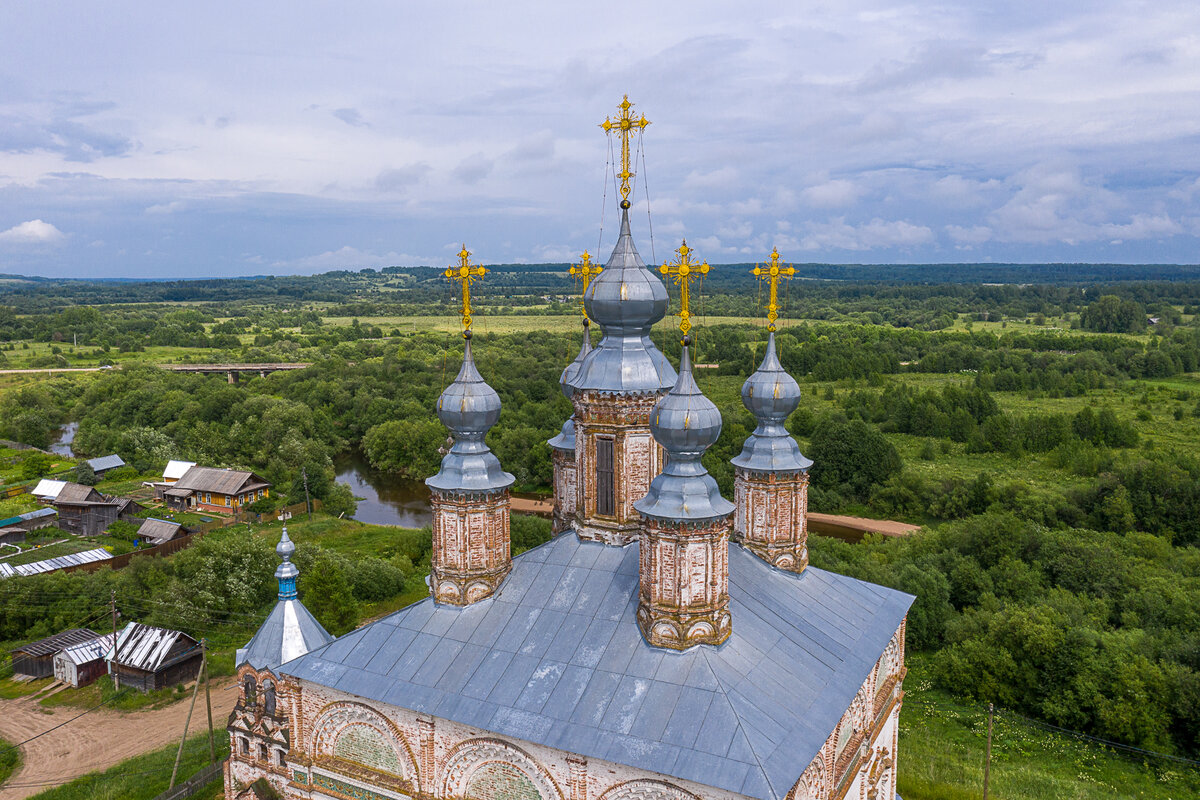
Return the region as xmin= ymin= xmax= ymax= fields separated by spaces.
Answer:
xmin=53 ymin=633 xmax=116 ymax=687
xmin=87 ymin=454 xmax=126 ymax=473
xmin=10 ymin=628 xmax=101 ymax=679
xmin=107 ymin=622 xmax=202 ymax=692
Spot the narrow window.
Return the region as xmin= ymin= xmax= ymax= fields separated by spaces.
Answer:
xmin=259 ymin=743 xmax=269 ymax=761
xmin=596 ymin=437 xmax=615 ymax=516
xmin=244 ymin=675 xmax=257 ymax=706
xmin=277 ymin=749 xmax=286 ymax=767
xmin=240 ymin=737 xmax=249 ymax=754
xmin=263 ymin=681 xmax=276 ymax=716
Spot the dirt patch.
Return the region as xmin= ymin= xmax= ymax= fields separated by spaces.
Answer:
xmin=0 ymin=678 xmax=235 ymax=800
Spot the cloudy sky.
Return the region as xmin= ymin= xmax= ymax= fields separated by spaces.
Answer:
xmin=1 ymin=1 xmax=1198 ymax=278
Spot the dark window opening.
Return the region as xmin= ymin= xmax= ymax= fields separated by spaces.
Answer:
xmin=263 ymin=681 xmax=276 ymax=716
xmin=240 ymin=737 xmax=249 ymax=754
xmin=596 ymin=437 xmax=615 ymax=516
xmin=259 ymin=743 xmax=269 ymax=761
xmin=277 ymin=749 xmax=286 ymax=767
xmin=243 ymin=676 xmax=257 ymax=707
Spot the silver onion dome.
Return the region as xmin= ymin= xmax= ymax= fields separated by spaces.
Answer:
xmin=548 ymin=322 xmax=592 ymax=452
xmin=730 ymin=332 xmax=813 ymax=473
xmin=275 ymin=526 xmax=298 ymax=587
xmin=634 ymin=341 xmax=734 ymax=521
xmin=573 ymin=208 xmax=676 ymax=394
xmin=426 ymin=334 xmax=515 ymax=493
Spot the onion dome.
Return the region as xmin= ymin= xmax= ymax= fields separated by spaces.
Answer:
xmin=548 ymin=321 xmax=592 ymax=452
xmin=426 ymin=332 xmax=515 ymax=493
xmin=236 ymin=527 xmax=334 ymax=670
xmin=573 ymin=208 xmax=676 ymax=394
xmin=731 ymin=332 xmax=813 ymax=473
xmin=634 ymin=340 xmax=734 ymax=521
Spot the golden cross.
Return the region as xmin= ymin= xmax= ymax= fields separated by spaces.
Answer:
xmin=600 ymin=95 xmax=650 ymax=204
xmin=752 ymin=247 xmax=796 ymax=332
xmin=443 ymin=245 xmax=487 ymax=334
xmin=659 ymin=240 xmax=709 ymax=338
xmin=568 ymin=251 xmax=601 ymax=320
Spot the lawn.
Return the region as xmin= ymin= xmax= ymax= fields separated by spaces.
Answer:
xmin=0 ymin=538 xmax=97 ymax=566
xmin=25 ymin=732 xmax=227 ymax=800
xmin=0 ymin=736 xmax=19 ymax=788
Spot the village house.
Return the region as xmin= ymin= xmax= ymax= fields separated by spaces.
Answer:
xmin=86 ymin=454 xmax=126 ymax=475
xmin=163 ymin=460 xmax=196 ymax=483
xmin=163 ymin=466 xmax=270 ymax=513
xmin=10 ymin=628 xmax=100 ymax=679
xmin=136 ymin=517 xmax=187 ymax=545
xmin=49 ymin=482 xmax=143 ymax=536
xmin=107 ymin=622 xmax=202 ymax=692
xmin=53 ymin=632 xmax=116 ymax=687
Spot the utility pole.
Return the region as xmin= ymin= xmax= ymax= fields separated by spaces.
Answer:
xmin=202 ymin=639 xmax=215 ymax=764
xmin=302 ymin=466 xmax=312 ymax=520
xmin=983 ymin=702 xmax=994 ymax=800
xmin=169 ymin=645 xmax=205 ymax=789
xmin=110 ymin=590 xmax=119 ymax=690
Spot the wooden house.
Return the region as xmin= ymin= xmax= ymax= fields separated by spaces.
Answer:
xmin=165 ymin=467 xmax=270 ymax=513
xmin=10 ymin=628 xmax=100 ymax=679
xmin=50 ymin=483 xmax=143 ymax=536
xmin=107 ymin=622 xmax=202 ymax=692
xmin=53 ymin=633 xmax=116 ymax=687
xmin=136 ymin=517 xmax=186 ymax=545
xmin=163 ymin=460 xmax=197 ymax=483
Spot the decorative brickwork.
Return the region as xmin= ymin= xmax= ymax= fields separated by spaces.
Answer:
xmin=636 ymin=515 xmax=732 ymax=649
xmin=733 ymin=468 xmax=809 ymax=573
xmin=440 ymin=738 xmax=563 ymax=800
xmin=574 ymin=391 xmax=665 ymax=545
xmin=430 ymin=488 xmax=512 ymax=605
xmin=598 ymin=780 xmax=700 ymax=800
xmin=551 ymin=448 xmax=578 ymax=535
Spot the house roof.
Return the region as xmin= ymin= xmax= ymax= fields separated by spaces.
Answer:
xmin=20 ymin=507 xmax=58 ymax=521
xmin=282 ymin=534 xmax=913 ymax=800
xmin=11 ymin=628 xmax=100 ymax=657
xmin=31 ymin=479 xmax=67 ymax=499
xmin=238 ymin=598 xmax=335 ymax=672
xmin=53 ymin=483 xmax=106 ymax=504
xmin=164 ymin=488 xmax=194 ymax=498
xmin=56 ymin=633 xmax=116 ymax=666
xmin=0 ymin=548 xmax=112 ymax=578
xmin=173 ymin=466 xmax=269 ymax=495
xmin=138 ymin=518 xmax=185 ymax=544
xmin=108 ymin=622 xmax=199 ymax=671
xmin=163 ymin=460 xmax=197 ymax=481
xmin=87 ymin=454 xmax=126 ymax=472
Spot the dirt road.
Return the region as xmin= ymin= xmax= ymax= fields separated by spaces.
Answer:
xmin=0 ymin=680 xmax=235 ymax=800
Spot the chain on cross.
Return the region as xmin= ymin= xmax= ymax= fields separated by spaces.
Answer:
xmin=443 ymin=245 xmax=487 ymax=335
xmin=660 ymin=240 xmax=709 ymax=339
xmin=569 ymin=251 xmax=601 ymax=320
xmin=600 ymin=95 xmax=650 ymax=204
xmin=752 ymin=247 xmax=795 ymax=332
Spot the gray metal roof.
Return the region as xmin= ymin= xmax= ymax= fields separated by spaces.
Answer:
xmin=574 ymin=209 xmax=676 ymax=394
xmin=732 ymin=333 xmax=812 ymax=474
xmin=11 ymin=628 xmax=100 ymax=657
xmin=426 ymin=336 xmax=514 ymax=494
xmin=56 ymin=633 xmax=116 ymax=666
xmin=20 ymin=508 xmax=58 ymax=521
xmin=108 ymin=622 xmax=198 ymax=671
xmin=0 ymin=548 xmax=112 ymax=579
xmin=548 ymin=323 xmax=593 ymax=453
xmin=635 ymin=344 xmax=734 ymax=522
xmin=87 ymin=454 xmax=126 ymax=472
xmin=282 ymin=534 xmax=912 ymax=800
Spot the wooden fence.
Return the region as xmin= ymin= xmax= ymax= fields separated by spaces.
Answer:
xmin=151 ymin=761 xmax=225 ymax=800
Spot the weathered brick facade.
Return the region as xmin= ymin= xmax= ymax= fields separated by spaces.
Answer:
xmin=732 ymin=469 xmax=809 ymax=573
xmin=429 ymin=488 xmax=511 ymax=606
xmin=225 ymin=621 xmax=906 ymax=800
xmin=573 ymin=391 xmax=666 ymax=545
xmin=637 ymin=515 xmax=733 ymax=649
xmin=550 ymin=448 xmax=577 ymax=535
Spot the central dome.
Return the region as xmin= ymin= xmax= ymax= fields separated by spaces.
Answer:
xmin=573 ymin=208 xmax=676 ymax=394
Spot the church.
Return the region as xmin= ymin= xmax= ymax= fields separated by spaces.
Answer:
xmin=226 ymin=97 xmax=913 ymax=800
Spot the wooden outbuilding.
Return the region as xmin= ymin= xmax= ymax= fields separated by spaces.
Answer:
xmin=10 ymin=628 xmax=101 ymax=679
xmin=50 ymin=483 xmax=143 ymax=536
xmin=107 ymin=622 xmax=202 ymax=692
xmin=135 ymin=517 xmax=186 ymax=545
xmin=52 ymin=633 xmax=116 ymax=687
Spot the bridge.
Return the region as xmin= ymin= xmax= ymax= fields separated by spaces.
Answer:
xmin=158 ymin=363 xmax=313 ymax=383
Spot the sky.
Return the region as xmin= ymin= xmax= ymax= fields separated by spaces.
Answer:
xmin=1 ymin=1 xmax=1198 ymax=279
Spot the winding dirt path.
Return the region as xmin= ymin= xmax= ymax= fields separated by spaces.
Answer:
xmin=0 ymin=679 xmax=235 ymax=800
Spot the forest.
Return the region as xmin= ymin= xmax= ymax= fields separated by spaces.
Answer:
xmin=0 ymin=264 xmax=1198 ymax=786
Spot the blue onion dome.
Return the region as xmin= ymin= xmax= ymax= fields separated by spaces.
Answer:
xmin=426 ymin=333 xmax=515 ymax=493
xmin=634 ymin=340 xmax=734 ymax=521
xmin=731 ymin=332 xmax=813 ymax=473
xmin=548 ymin=322 xmax=592 ymax=452
xmin=573 ymin=208 xmax=676 ymax=394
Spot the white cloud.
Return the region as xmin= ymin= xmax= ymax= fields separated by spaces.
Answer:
xmin=800 ymin=217 xmax=934 ymax=251
xmin=799 ymin=179 xmax=863 ymax=208
xmin=0 ymin=219 xmax=65 ymax=244
xmin=945 ymin=224 xmax=993 ymax=244
xmin=271 ymin=246 xmax=432 ymax=272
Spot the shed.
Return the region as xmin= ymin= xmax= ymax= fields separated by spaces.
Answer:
xmin=10 ymin=628 xmax=101 ymax=679
xmin=137 ymin=518 xmax=186 ymax=545
xmin=86 ymin=454 xmax=126 ymax=474
xmin=0 ymin=527 xmax=25 ymax=545
xmin=163 ymin=460 xmax=197 ymax=482
xmin=53 ymin=633 xmax=116 ymax=687
xmin=162 ymin=487 xmax=195 ymax=511
xmin=31 ymin=479 xmax=67 ymax=501
xmin=0 ymin=548 xmax=113 ymax=579
xmin=50 ymin=484 xmax=143 ymax=536
xmin=107 ymin=622 xmax=202 ymax=692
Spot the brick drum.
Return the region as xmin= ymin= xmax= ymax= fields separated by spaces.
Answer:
xmin=732 ymin=469 xmax=809 ymax=573
xmin=636 ymin=515 xmax=733 ymax=649
xmin=429 ymin=488 xmax=512 ymax=606
xmin=550 ymin=448 xmax=577 ymax=535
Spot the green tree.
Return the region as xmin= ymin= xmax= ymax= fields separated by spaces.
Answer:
xmin=363 ymin=419 xmax=445 ymax=480
xmin=808 ymin=418 xmax=902 ymax=498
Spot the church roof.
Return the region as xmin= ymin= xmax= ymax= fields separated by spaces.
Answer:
xmin=281 ymin=534 xmax=913 ymax=800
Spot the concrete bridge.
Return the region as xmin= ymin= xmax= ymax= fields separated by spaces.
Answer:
xmin=159 ymin=362 xmax=313 ymax=383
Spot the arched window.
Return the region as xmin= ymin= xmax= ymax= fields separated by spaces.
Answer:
xmin=239 ymin=737 xmax=249 ymax=755
xmin=263 ymin=680 xmax=277 ymax=716
xmin=243 ymin=675 xmax=257 ymax=707
xmin=259 ymin=743 xmax=269 ymax=761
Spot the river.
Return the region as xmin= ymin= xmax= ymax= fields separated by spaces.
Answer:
xmin=50 ymin=422 xmax=78 ymax=456
xmin=334 ymin=450 xmax=433 ymax=528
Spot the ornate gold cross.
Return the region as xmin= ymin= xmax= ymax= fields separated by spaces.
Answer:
xmin=660 ymin=240 xmax=709 ymax=338
xmin=569 ymin=251 xmax=601 ymax=320
xmin=752 ymin=247 xmax=796 ymax=332
xmin=600 ymin=95 xmax=650 ymax=204
xmin=443 ymin=245 xmax=487 ymax=334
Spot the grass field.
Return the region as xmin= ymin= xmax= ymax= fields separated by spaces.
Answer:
xmin=0 ymin=538 xmax=97 ymax=567
xmin=0 ymin=736 xmax=20 ymax=788
xmin=24 ymin=732 xmax=227 ymax=800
